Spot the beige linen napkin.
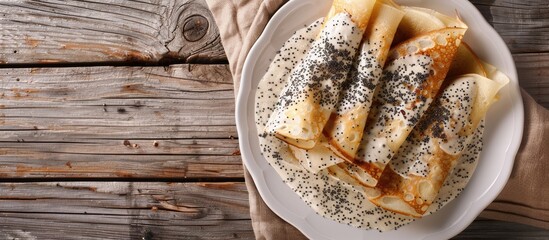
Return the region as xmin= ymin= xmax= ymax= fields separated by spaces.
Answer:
xmin=479 ymin=89 xmax=549 ymax=229
xmin=205 ymin=0 xmax=549 ymax=238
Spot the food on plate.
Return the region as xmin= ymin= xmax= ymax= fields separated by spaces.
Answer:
xmin=289 ymin=135 xmax=344 ymax=173
xmin=291 ymin=0 xmax=405 ymax=173
xmin=255 ymin=0 xmax=508 ymax=231
xmin=394 ymin=7 xmax=485 ymax=78
xmin=393 ymin=6 xmax=467 ymax=45
xmin=323 ymin=1 xmax=404 ymax=164
xmin=348 ymin=26 xmax=467 ymax=187
xmin=363 ymin=73 xmax=507 ymax=217
xmin=265 ymin=0 xmax=376 ymax=150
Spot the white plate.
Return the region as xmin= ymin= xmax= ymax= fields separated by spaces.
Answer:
xmin=236 ymin=0 xmax=523 ymax=239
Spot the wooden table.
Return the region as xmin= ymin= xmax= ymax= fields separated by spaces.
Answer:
xmin=0 ymin=0 xmax=547 ymax=239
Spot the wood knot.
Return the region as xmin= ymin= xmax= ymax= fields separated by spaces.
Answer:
xmin=142 ymin=228 xmax=154 ymax=240
xmin=182 ymin=15 xmax=208 ymax=42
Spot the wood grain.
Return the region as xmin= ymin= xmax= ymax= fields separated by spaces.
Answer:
xmin=0 ymin=0 xmax=226 ymax=64
xmin=471 ymin=0 xmax=549 ymax=54
xmin=0 ymin=182 xmax=253 ymax=239
xmin=0 ymin=0 xmax=546 ymax=238
xmin=455 ymin=219 xmax=549 ymax=239
xmin=514 ymin=53 xmax=549 ymax=107
xmin=0 ymin=64 xmax=242 ymax=179
xmin=0 ymin=181 xmax=546 ymax=239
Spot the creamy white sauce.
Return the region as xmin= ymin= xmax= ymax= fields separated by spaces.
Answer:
xmin=255 ymin=21 xmax=484 ymax=231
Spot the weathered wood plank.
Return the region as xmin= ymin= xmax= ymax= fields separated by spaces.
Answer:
xmin=2 ymin=0 xmax=546 ymax=108
xmin=0 ymin=64 xmax=242 ymax=179
xmin=0 ymin=182 xmax=546 ymax=239
xmin=0 ymin=0 xmax=226 ymax=64
xmin=514 ymin=53 xmax=549 ymax=108
xmin=0 ymin=182 xmax=253 ymax=239
xmin=471 ymin=0 xmax=549 ymax=54
xmin=455 ymin=219 xmax=549 ymax=239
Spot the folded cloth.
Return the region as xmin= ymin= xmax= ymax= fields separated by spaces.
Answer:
xmin=480 ymin=89 xmax=549 ymax=230
xmin=205 ymin=0 xmax=549 ymax=238
xmin=205 ymin=1 xmax=306 ymax=239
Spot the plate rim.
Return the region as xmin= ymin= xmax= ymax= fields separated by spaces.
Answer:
xmin=236 ymin=0 xmax=524 ymax=239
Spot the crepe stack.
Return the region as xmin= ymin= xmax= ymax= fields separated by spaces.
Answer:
xmin=290 ymin=0 xmax=405 ymax=173
xmin=329 ymin=6 xmax=471 ymax=187
xmin=260 ymin=1 xmax=508 ymax=219
xmin=365 ymin=73 xmax=507 ymax=217
xmin=341 ymin=26 xmax=468 ymax=187
xmin=324 ymin=0 xmax=405 ymax=163
xmin=328 ymin=6 xmax=508 ymax=217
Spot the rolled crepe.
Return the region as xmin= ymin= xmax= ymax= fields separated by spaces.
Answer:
xmin=256 ymin=19 xmax=323 ymax=127
xmin=324 ymin=1 xmax=405 ymax=162
xmin=365 ymin=73 xmax=508 ymax=217
xmin=393 ymin=6 xmax=467 ymax=45
xmin=328 ymin=8 xmax=490 ymax=189
xmin=343 ymin=26 xmax=467 ymax=187
xmin=265 ymin=0 xmax=376 ymax=149
xmin=290 ymin=0 xmax=404 ymax=173
xmin=328 ymin=9 xmax=473 ymax=187
xmin=393 ymin=7 xmax=484 ymax=78
xmin=289 ymin=135 xmax=343 ymax=173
